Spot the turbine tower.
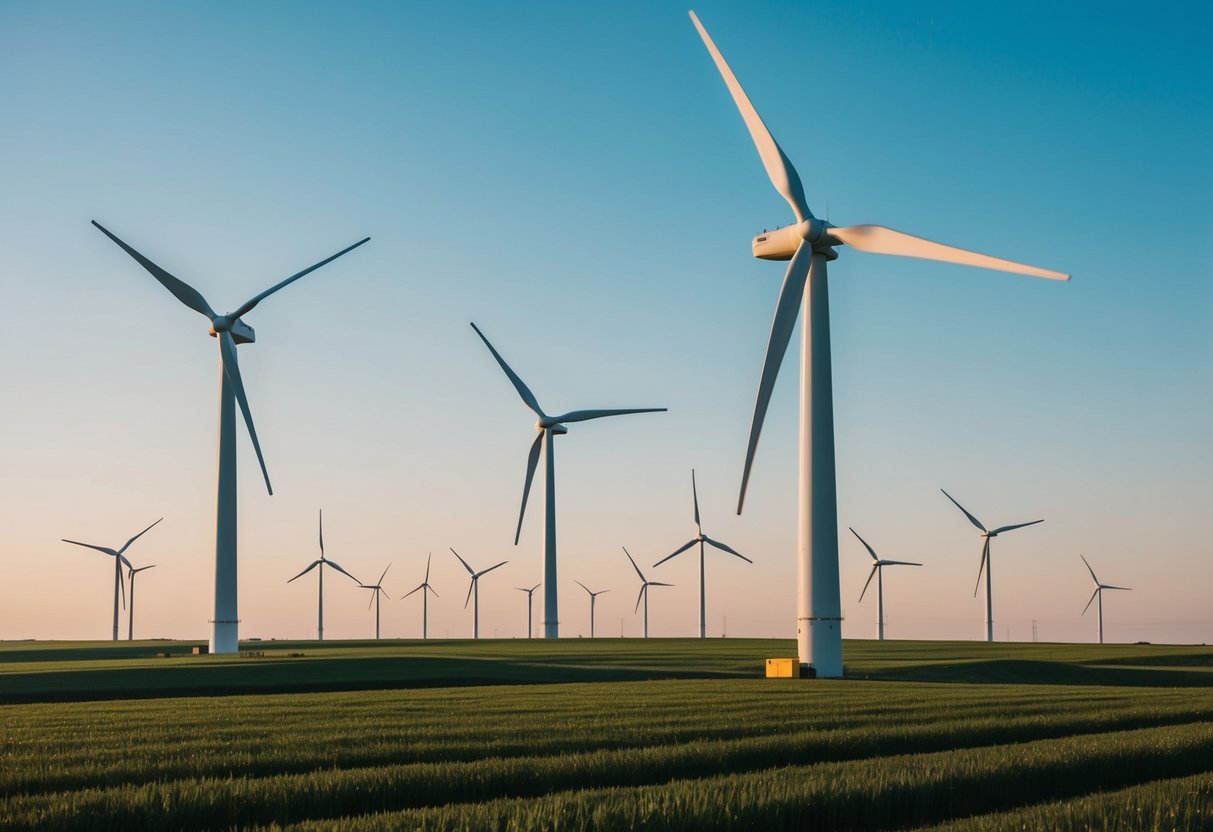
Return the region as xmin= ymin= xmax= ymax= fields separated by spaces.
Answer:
xmin=287 ymin=510 xmax=360 ymax=641
xmin=125 ymin=563 xmax=157 ymax=641
xmin=515 ymin=583 xmax=541 ymax=638
xmin=62 ymin=518 xmax=161 ymax=641
xmin=358 ymin=563 xmax=392 ymax=640
xmin=689 ymin=12 xmax=1068 ymax=677
xmin=850 ymin=527 xmax=921 ymax=641
xmin=401 ymin=553 xmax=439 ymax=640
xmin=624 ymin=547 xmax=671 ymax=639
xmin=653 ymin=470 xmax=751 ymax=638
xmin=574 ymin=580 xmax=609 ymax=638
xmin=470 ymin=322 xmax=665 ymax=639
xmin=941 ymin=490 xmax=1042 ymax=642
xmin=92 ymin=222 xmax=369 ymax=654
xmin=1081 ymin=555 xmax=1131 ymax=644
xmin=450 ymin=548 xmax=507 ymax=640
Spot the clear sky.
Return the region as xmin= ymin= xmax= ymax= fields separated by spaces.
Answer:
xmin=1 ymin=1 xmax=1209 ymax=645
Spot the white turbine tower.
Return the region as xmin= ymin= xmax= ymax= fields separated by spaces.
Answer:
xmin=287 ymin=510 xmax=361 ymax=641
xmin=574 ymin=580 xmax=609 ymax=638
xmin=624 ymin=547 xmax=672 ymax=639
xmin=358 ymin=563 xmax=392 ymax=640
xmin=515 ymin=583 xmax=541 ymax=638
xmin=849 ymin=527 xmax=921 ymax=641
xmin=401 ymin=553 xmax=439 ymax=640
xmin=653 ymin=470 xmax=751 ymax=638
xmin=92 ymin=222 xmax=369 ymax=654
xmin=941 ymin=490 xmax=1043 ymax=642
xmin=1081 ymin=555 xmax=1131 ymax=645
xmin=450 ymin=548 xmax=507 ymax=640
xmin=469 ymin=322 xmax=665 ymax=639
xmin=125 ymin=562 xmax=157 ymax=641
xmin=689 ymin=12 xmax=1068 ymax=676
xmin=62 ymin=518 xmax=161 ymax=641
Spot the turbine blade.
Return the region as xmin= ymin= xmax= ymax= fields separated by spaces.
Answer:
xmin=1082 ymin=587 xmax=1099 ymax=615
xmin=691 ymin=469 xmax=701 ymax=533
xmin=531 ymin=583 xmax=541 ymax=593
xmin=401 ymin=584 xmax=424 ymax=599
xmin=828 ymin=225 xmax=1070 ymax=281
xmin=649 ymin=581 xmax=675 ymax=587
xmin=882 ymin=560 xmax=923 ymax=567
xmin=704 ymin=536 xmax=752 ymax=563
xmin=688 ymin=12 xmax=810 ymax=224
xmin=549 ymin=408 xmax=666 ymax=424
xmin=574 ymin=579 xmax=591 ymax=595
xmin=858 ymin=564 xmax=878 ymax=603
xmin=623 ymin=546 xmax=646 ymax=582
xmin=61 ymin=539 xmax=120 ymax=557
xmin=368 ymin=592 xmax=376 ymax=611
xmin=287 ymin=560 xmax=322 ymax=583
xmin=376 ymin=563 xmax=391 ymax=588
xmin=1104 ymin=584 xmax=1132 ymax=592
xmin=941 ymin=490 xmax=987 ymax=533
xmin=217 ymin=331 xmax=272 ymax=495
xmin=469 ymin=323 xmax=544 ymax=417
xmin=990 ymin=519 xmax=1044 ymax=535
xmin=477 ymin=560 xmax=508 ymax=578
xmin=318 ymin=509 xmax=324 ymax=556
xmin=117 ymin=518 xmax=163 ymax=554
xmin=653 ymin=539 xmax=698 ymax=567
xmin=849 ymin=527 xmax=879 ymax=562
xmin=425 ymin=552 xmax=431 ymax=582
xmin=634 ymin=584 xmax=645 ymax=613
xmin=465 ymin=578 xmax=474 ymax=609
xmin=973 ymin=540 xmax=989 ymax=597
xmin=230 ymin=238 xmax=370 ymax=319
xmin=325 ymin=559 xmax=360 ymax=583
xmin=738 ymin=241 xmax=812 ymax=514
xmin=427 ymin=584 xmax=439 ymax=598
xmin=1080 ymin=554 xmax=1099 ymax=585
xmin=449 ymin=548 xmax=475 ymax=576
xmin=91 ymin=221 xmax=217 ymax=318
xmin=119 ymin=565 xmax=126 ymax=609
xmin=515 ymin=432 xmax=543 ymax=545
xmin=118 ymin=553 xmax=134 ymax=571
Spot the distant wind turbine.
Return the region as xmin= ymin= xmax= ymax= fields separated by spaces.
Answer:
xmin=287 ymin=510 xmax=360 ymax=641
xmin=574 ymin=580 xmax=609 ymax=638
xmin=1081 ymin=555 xmax=1131 ymax=644
xmin=358 ymin=563 xmax=392 ymax=640
xmin=401 ymin=553 xmax=439 ymax=640
xmin=653 ymin=470 xmax=751 ymax=638
xmin=61 ymin=518 xmax=161 ymax=641
xmin=624 ymin=547 xmax=672 ymax=639
xmin=450 ymin=548 xmax=507 ymax=640
xmin=941 ymin=490 xmax=1042 ymax=642
xmin=125 ymin=562 xmax=157 ymax=641
xmin=515 ymin=583 xmax=541 ymax=638
xmin=92 ymin=221 xmax=369 ymax=653
xmin=849 ymin=527 xmax=921 ymax=641
xmin=470 ymin=322 xmax=665 ymax=639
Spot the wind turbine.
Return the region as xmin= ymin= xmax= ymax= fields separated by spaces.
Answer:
xmin=941 ymin=490 xmax=1043 ymax=642
xmin=62 ymin=518 xmax=161 ymax=641
xmin=287 ymin=510 xmax=360 ymax=641
xmin=515 ymin=583 xmax=541 ymax=638
xmin=358 ymin=563 xmax=392 ymax=640
xmin=850 ymin=527 xmax=921 ymax=641
xmin=623 ymin=547 xmax=672 ymax=639
xmin=653 ymin=469 xmax=751 ymax=638
xmin=125 ymin=563 xmax=157 ymax=641
xmin=689 ymin=12 xmax=1068 ymax=677
xmin=401 ymin=553 xmax=439 ymax=640
xmin=469 ymin=322 xmax=665 ymax=639
xmin=574 ymin=580 xmax=609 ymax=638
xmin=1081 ymin=555 xmax=1131 ymax=644
xmin=450 ymin=548 xmax=507 ymax=640
xmin=92 ymin=221 xmax=369 ymax=654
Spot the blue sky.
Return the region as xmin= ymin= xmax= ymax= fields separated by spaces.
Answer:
xmin=1 ymin=1 xmax=1209 ymax=643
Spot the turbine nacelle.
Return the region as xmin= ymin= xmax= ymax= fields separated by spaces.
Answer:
xmin=536 ymin=420 xmax=569 ymax=434
xmin=752 ymin=219 xmax=837 ymax=261
xmin=208 ymin=317 xmax=256 ymax=344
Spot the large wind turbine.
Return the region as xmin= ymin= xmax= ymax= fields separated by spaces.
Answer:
xmin=624 ymin=547 xmax=672 ymax=638
xmin=1081 ymin=555 xmax=1131 ymax=644
xmin=653 ymin=470 xmax=751 ymax=638
xmin=515 ymin=583 xmax=541 ymax=638
xmin=941 ymin=490 xmax=1042 ymax=642
xmin=574 ymin=580 xmax=609 ymax=638
xmin=850 ymin=527 xmax=921 ymax=641
xmin=450 ymin=548 xmax=507 ymax=640
xmin=92 ymin=221 xmax=369 ymax=653
xmin=125 ymin=563 xmax=157 ymax=641
xmin=470 ymin=322 xmax=665 ymax=639
xmin=689 ymin=11 xmax=1068 ymax=676
xmin=287 ymin=510 xmax=360 ymax=641
xmin=62 ymin=518 xmax=161 ymax=641
xmin=401 ymin=553 xmax=439 ymax=640
xmin=358 ymin=563 xmax=392 ymax=640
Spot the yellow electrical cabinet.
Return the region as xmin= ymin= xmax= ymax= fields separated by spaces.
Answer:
xmin=765 ymin=658 xmax=802 ymax=678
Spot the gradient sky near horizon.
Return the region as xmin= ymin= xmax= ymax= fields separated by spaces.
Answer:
xmin=1 ymin=1 xmax=1209 ymax=646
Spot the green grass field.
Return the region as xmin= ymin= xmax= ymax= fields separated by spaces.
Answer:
xmin=1 ymin=639 xmax=1210 ymax=830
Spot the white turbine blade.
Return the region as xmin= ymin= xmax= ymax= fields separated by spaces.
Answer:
xmin=425 ymin=551 xmax=432 ymax=583
xmin=464 ymin=578 xmax=475 ymax=609
xmin=318 ymin=510 xmax=325 ymax=556
xmin=881 ymin=560 xmax=923 ymax=567
xmin=849 ymin=527 xmax=879 ymax=562
xmin=134 ymin=564 xmax=157 ymax=573
xmin=691 ymin=469 xmax=701 ymax=533
xmin=858 ymin=564 xmax=878 ymax=603
xmin=622 ymin=547 xmax=646 ymax=582
xmin=469 ymin=323 xmax=544 ymax=417
xmin=515 ymin=432 xmax=543 ymax=546
xmin=973 ymin=540 xmax=989 ymax=597
xmin=217 ymin=331 xmax=272 ymax=495
xmin=688 ymin=11 xmax=810 ymax=224
xmin=654 ymin=539 xmax=698 ymax=567
xmin=117 ymin=517 xmax=163 ymax=554
xmin=427 ymin=584 xmax=439 ymax=598
xmin=376 ymin=562 xmax=391 ymax=587
xmin=596 ymin=589 xmax=610 ymax=596
xmin=704 ymin=536 xmax=752 ymax=564
xmin=574 ymin=579 xmax=592 ymax=596
xmin=401 ymin=583 xmax=424 ymax=599
xmin=531 ymin=583 xmax=541 ymax=593
xmin=118 ymin=553 xmax=134 ymax=571
xmin=634 ymin=584 xmax=646 ymax=613
xmin=550 ymin=408 xmax=666 ymax=424
xmin=1081 ymin=586 xmax=1099 ymax=615
xmin=649 ymin=581 xmax=675 ymax=587
xmin=738 ymin=241 xmax=813 ymax=514
xmin=325 ymin=559 xmax=360 ymax=583
xmin=449 ymin=548 xmax=475 ymax=576
xmin=287 ymin=560 xmax=322 ymax=583
xmin=230 ymin=238 xmax=370 ymax=319
xmin=828 ymin=225 xmax=1070 ymax=281
xmin=477 ymin=560 xmax=508 ymax=578
xmin=1103 ymin=584 xmax=1132 ymax=592
xmin=990 ymin=519 xmax=1044 ymax=535
xmin=367 ymin=591 xmax=376 ymax=611
xmin=941 ymin=490 xmax=987 ymax=533
xmin=118 ymin=564 xmax=126 ymax=609
xmin=1080 ymin=554 xmax=1099 ymax=586
xmin=91 ymin=221 xmax=217 ymax=318
xmin=61 ymin=539 xmax=120 ymax=557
